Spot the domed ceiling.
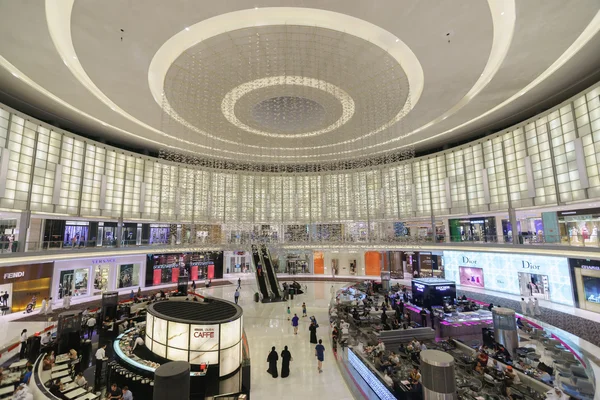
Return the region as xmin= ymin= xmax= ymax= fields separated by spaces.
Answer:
xmin=0 ymin=1 xmax=599 ymax=166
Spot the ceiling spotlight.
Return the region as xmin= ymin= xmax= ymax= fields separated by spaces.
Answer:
xmin=501 ymin=12 xmax=505 ymax=15
xmin=395 ymin=39 xmax=399 ymax=42
xmin=185 ymin=27 xmax=190 ymax=31
xmin=254 ymin=6 xmax=259 ymax=9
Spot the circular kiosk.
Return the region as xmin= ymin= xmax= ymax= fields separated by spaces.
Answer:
xmin=112 ymin=298 xmax=247 ymax=399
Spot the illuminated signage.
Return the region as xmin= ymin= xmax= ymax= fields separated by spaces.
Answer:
xmin=91 ymin=258 xmax=116 ymax=264
xmin=193 ymin=327 xmax=216 ymax=339
xmin=414 ymin=283 xmax=425 ymax=292
xmin=3 ymin=271 xmax=24 ymax=279
xmin=436 ymin=286 xmax=451 ymax=291
xmin=582 ymin=265 xmax=600 ymax=271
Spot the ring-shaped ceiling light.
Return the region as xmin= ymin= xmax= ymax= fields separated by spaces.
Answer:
xmin=221 ymin=76 xmax=355 ymax=138
xmin=39 ymin=1 xmax=598 ymax=163
xmin=148 ymin=7 xmax=424 ymax=145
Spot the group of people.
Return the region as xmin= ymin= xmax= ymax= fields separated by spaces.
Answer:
xmin=519 ymin=297 xmax=542 ymax=317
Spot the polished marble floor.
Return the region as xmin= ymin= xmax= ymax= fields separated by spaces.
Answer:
xmin=2 ymin=274 xmax=600 ymax=399
xmin=206 ymin=278 xmax=354 ymax=399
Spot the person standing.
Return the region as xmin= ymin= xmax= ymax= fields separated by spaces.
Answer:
xmin=191 ymin=281 xmax=196 ymax=293
xmin=280 ymin=346 xmax=292 ymax=378
xmin=267 ymin=346 xmax=278 ymax=378
xmin=94 ymin=344 xmax=107 ymax=388
xmin=309 ymin=321 xmax=318 ymax=344
xmin=3 ymin=291 xmax=8 ymax=307
xmin=19 ymin=329 xmax=28 ymax=359
xmin=137 ymin=287 xmax=142 ymax=298
xmin=315 ymin=339 xmax=325 ymax=373
xmin=302 ymin=302 xmax=307 ymax=318
xmin=519 ymin=298 xmax=527 ymax=315
xmin=533 ymin=297 xmax=541 ymax=316
xmin=122 ymin=386 xmax=133 ymax=400
xmin=238 ymin=277 xmax=241 ymax=289
xmin=234 ymin=289 xmax=240 ymax=304
xmin=86 ymin=314 xmax=97 ymax=339
xmin=419 ymin=308 xmax=427 ymax=327
xmin=292 ymin=313 xmax=299 ymax=335
xmin=287 ymin=306 xmax=291 ymax=321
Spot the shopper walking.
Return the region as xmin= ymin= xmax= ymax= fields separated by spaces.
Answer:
xmin=280 ymin=346 xmax=292 ymax=378
xmin=527 ymin=298 xmax=535 ymax=316
xmin=302 ymin=302 xmax=307 ymax=317
xmin=419 ymin=308 xmax=427 ymax=327
xmin=315 ymin=339 xmax=325 ymax=373
xmin=40 ymin=297 xmax=47 ymax=316
xmin=267 ymin=346 xmax=278 ymax=378
xmin=19 ymin=329 xmax=28 ymax=359
xmin=309 ymin=321 xmax=318 ymax=344
xmin=519 ymin=298 xmax=527 ymax=315
xmin=191 ymin=280 xmax=196 ymax=293
xmin=238 ymin=277 xmax=241 ymax=289
xmin=533 ymin=298 xmax=541 ymax=316
xmin=292 ymin=314 xmax=299 ymax=335
xmin=234 ymin=289 xmax=240 ymax=304
xmin=287 ymin=306 xmax=291 ymax=321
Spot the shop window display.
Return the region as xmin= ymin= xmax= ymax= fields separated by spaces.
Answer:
xmin=59 ymin=268 xmax=89 ymax=298
xmin=118 ymin=263 xmax=140 ymax=288
xmin=458 ymin=266 xmax=485 ymax=288
xmin=583 ymin=276 xmax=600 ymax=304
xmin=93 ymin=265 xmax=110 ymax=293
xmin=518 ymin=272 xmax=549 ymax=300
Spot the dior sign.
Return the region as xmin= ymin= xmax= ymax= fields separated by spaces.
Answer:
xmin=462 ymin=256 xmax=477 ymax=265
xmin=522 ymin=261 xmax=541 ymax=270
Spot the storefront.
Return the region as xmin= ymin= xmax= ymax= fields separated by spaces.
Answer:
xmin=145 ymin=252 xmax=224 ymax=287
xmin=449 ymin=217 xmax=497 ymax=242
xmin=149 ymin=224 xmax=170 ymax=244
xmin=443 ymin=251 xmax=574 ymax=306
xmin=223 ymin=251 xmax=250 ymax=274
xmin=0 ymin=262 xmax=53 ymax=313
xmin=63 ymin=221 xmax=90 ymax=247
xmin=569 ymin=258 xmax=600 ymax=314
xmin=557 ymin=208 xmax=600 ymax=247
xmin=52 ymin=255 xmax=146 ymax=302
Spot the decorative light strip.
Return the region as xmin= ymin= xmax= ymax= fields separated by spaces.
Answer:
xmin=220 ymin=76 xmax=355 ymax=138
xmin=348 ymin=348 xmax=396 ymax=400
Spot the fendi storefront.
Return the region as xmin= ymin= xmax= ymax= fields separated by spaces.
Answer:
xmin=0 ymin=263 xmax=54 ymax=313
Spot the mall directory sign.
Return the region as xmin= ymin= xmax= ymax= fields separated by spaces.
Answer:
xmin=443 ymin=251 xmax=574 ymax=306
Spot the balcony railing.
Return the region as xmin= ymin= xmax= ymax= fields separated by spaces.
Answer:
xmin=0 ymin=232 xmax=595 ymax=255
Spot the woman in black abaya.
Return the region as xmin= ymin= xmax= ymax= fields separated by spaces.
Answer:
xmin=280 ymin=346 xmax=292 ymax=378
xmin=267 ymin=346 xmax=279 ymax=378
xmin=309 ymin=321 xmax=318 ymax=344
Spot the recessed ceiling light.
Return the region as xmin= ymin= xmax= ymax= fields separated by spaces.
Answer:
xmin=185 ymin=27 xmax=190 ymax=31
xmin=395 ymin=39 xmax=399 ymax=42
xmin=12 ymin=73 xmax=19 ymax=78
xmin=501 ymin=12 xmax=505 ymax=15
xmin=254 ymin=6 xmax=259 ymax=9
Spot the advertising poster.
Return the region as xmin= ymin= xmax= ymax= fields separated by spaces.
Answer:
xmin=459 ymin=266 xmax=485 ymax=288
xmin=444 ymin=251 xmax=573 ymax=306
xmin=583 ymin=276 xmax=600 ymax=304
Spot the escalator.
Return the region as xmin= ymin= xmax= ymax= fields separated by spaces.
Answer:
xmin=260 ymin=245 xmax=282 ymax=299
xmin=251 ymin=245 xmax=271 ymax=302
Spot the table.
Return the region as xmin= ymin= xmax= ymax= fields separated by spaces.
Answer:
xmin=60 ymin=376 xmax=73 ymax=384
xmin=56 ymin=354 xmax=70 ymax=364
xmin=0 ymin=372 xmax=20 ymax=387
xmin=60 ymin=382 xmax=79 ymax=393
xmin=0 ymin=386 xmax=13 ymax=397
xmin=77 ymin=394 xmax=99 ymax=400
xmin=51 ymin=369 xmax=70 ymax=380
xmin=65 ymin=387 xmax=86 ymax=399
xmin=52 ymin=363 xmax=69 ymax=372
xmin=8 ymin=359 xmax=28 ymax=370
